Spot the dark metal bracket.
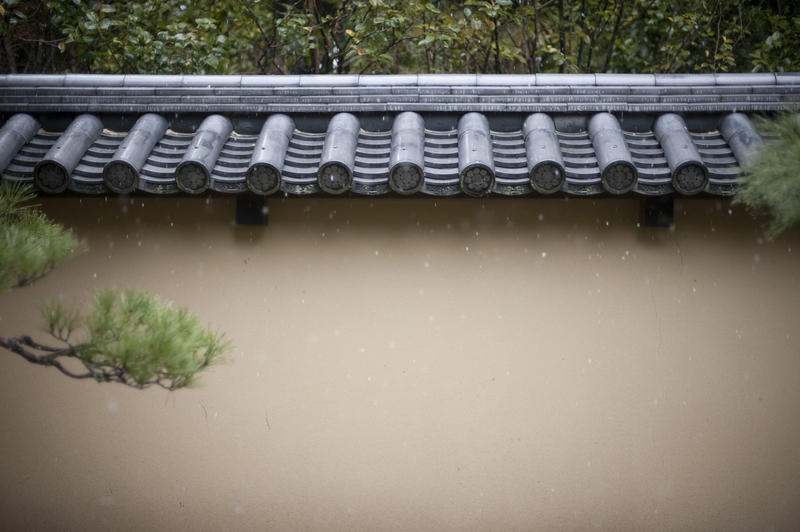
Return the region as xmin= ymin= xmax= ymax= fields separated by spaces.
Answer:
xmin=641 ymin=196 xmax=674 ymax=228
xmin=235 ymin=194 xmax=268 ymax=226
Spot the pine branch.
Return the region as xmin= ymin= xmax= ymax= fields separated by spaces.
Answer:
xmin=0 ymin=336 xmax=93 ymax=380
xmin=1 ymin=289 xmax=230 ymax=390
xmin=733 ymin=113 xmax=800 ymax=239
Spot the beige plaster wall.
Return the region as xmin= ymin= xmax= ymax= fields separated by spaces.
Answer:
xmin=1 ymin=196 xmax=799 ymax=531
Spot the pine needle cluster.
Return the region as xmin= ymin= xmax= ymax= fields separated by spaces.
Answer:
xmin=2 ymin=289 xmax=230 ymax=390
xmin=0 ymin=184 xmax=230 ymax=389
xmin=0 ymin=182 xmax=83 ymax=292
xmin=733 ymin=114 xmax=800 ymax=239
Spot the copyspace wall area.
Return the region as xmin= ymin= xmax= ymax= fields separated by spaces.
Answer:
xmin=1 ymin=196 xmax=799 ymax=531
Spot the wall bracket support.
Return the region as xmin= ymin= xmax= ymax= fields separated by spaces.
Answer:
xmin=641 ymin=196 xmax=674 ymax=228
xmin=235 ymin=194 xmax=268 ymax=226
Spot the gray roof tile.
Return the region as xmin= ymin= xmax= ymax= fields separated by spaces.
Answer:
xmin=595 ymin=73 xmax=655 ymax=86
xmin=241 ymin=75 xmax=301 ymax=86
xmin=776 ymin=72 xmax=800 ymax=85
xmin=359 ymin=74 xmax=418 ymax=86
xmin=536 ymin=73 xmax=596 ymax=85
xmin=123 ymin=74 xmax=183 ymax=87
xmin=655 ymin=73 xmax=716 ymax=86
xmin=418 ymin=74 xmax=478 ymax=86
xmin=4 ymin=73 xmax=796 ymax=113
xmin=476 ymin=74 xmax=536 ymax=86
xmin=1 ymin=73 xmax=789 ymax=197
xmin=182 ymin=75 xmax=242 ymax=87
xmin=714 ymin=73 xmax=776 ymax=85
xmin=1 ymin=108 xmax=753 ymax=198
xmin=299 ymin=74 xmax=359 ymax=86
xmin=65 ymin=74 xmax=125 ymax=87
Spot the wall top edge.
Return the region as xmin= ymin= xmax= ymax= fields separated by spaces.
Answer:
xmin=0 ymin=73 xmax=797 ymax=88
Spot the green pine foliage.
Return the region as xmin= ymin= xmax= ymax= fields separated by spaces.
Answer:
xmin=733 ymin=114 xmax=800 ymax=240
xmin=26 ymin=289 xmax=230 ymax=389
xmin=0 ymin=185 xmax=229 ymax=389
xmin=0 ymin=182 xmax=83 ymax=293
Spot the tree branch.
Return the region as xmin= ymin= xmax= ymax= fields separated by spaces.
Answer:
xmin=0 ymin=336 xmax=93 ymax=380
xmin=576 ymin=0 xmax=587 ymax=69
xmin=602 ymin=0 xmax=627 ymax=71
xmin=558 ymin=0 xmax=565 ymax=72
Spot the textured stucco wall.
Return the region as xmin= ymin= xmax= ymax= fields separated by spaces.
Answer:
xmin=1 ymin=196 xmax=799 ymax=530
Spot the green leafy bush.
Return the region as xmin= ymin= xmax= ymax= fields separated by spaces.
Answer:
xmin=2 ymin=289 xmax=230 ymax=390
xmin=3 ymin=0 xmax=800 ymax=75
xmin=733 ymin=114 xmax=800 ymax=239
xmin=0 ymin=182 xmax=83 ymax=293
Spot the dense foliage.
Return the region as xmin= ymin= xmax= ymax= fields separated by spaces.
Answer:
xmin=733 ymin=114 xmax=800 ymax=239
xmin=1 ymin=0 xmax=799 ymax=75
xmin=1 ymin=289 xmax=229 ymax=389
xmin=0 ymin=182 xmax=82 ymax=292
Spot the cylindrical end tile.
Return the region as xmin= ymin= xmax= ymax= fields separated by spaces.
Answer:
xmin=600 ymin=161 xmax=637 ymax=194
xmin=33 ymin=161 xmax=70 ymax=194
xmin=390 ymin=163 xmax=424 ymax=195
xmin=588 ymin=112 xmax=637 ymax=194
xmin=175 ymin=161 xmax=210 ymax=194
xmin=389 ymin=112 xmax=425 ymax=195
xmin=530 ymin=162 xmax=566 ymax=194
xmin=460 ymin=165 xmax=494 ymax=197
xmin=720 ymin=113 xmax=764 ymax=169
xmin=247 ymin=114 xmax=295 ymax=195
xmin=672 ymin=163 xmax=708 ymax=195
xmin=35 ymin=113 xmax=102 ymax=194
xmin=318 ymin=162 xmax=352 ymax=194
xmin=0 ymin=113 xmax=40 ymax=173
xmin=523 ymin=113 xmax=565 ymax=194
xmin=318 ymin=113 xmax=359 ymax=194
xmin=103 ymin=113 xmax=167 ymax=194
xmin=654 ymin=113 xmax=707 ymax=195
xmin=176 ymin=114 xmax=233 ymax=194
xmin=103 ymin=160 xmax=138 ymax=195
xmin=458 ymin=112 xmax=494 ymax=197
xmin=247 ymin=164 xmax=282 ymax=196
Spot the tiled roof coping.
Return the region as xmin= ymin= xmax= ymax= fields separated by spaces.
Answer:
xmin=2 ymin=73 xmax=797 ymax=115
xmin=0 ymin=73 xmax=793 ymax=198
xmin=0 ymin=73 xmax=795 ymax=88
xmin=0 ymin=107 xmax=761 ymax=198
